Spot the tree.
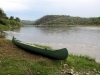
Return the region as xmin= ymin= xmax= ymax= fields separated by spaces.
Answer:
xmin=10 ymin=16 xmax=14 ymax=20
xmin=0 ymin=8 xmax=6 ymax=18
xmin=15 ymin=17 xmax=20 ymax=22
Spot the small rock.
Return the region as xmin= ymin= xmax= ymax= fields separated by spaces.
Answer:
xmin=73 ymin=74 xmax=79 ymax=75
xmin=37 ymin=72 xmax=40 ymax=75
xmin=85 ymin=73 xmax=89 ymax=75
xmin=67 ymin=69 xmax=74 ymax=75
xmin=75 ymin=72 xmax=79 ymax=75
xmin=67 ymin=72 xmax=73 ymax=75
xmin=64 ymin=64 xmax=68 ymax=67
xmin=61 ymin=69 xmax=65 ymax=72
xmin=63 ymin=64 xmax=68 ymax=69
xmin=70 ymin=69 xmax=74 ymax=74
xmin=93 ymin=69 xmax=96 ymax=72
xmin=98 ymin=71 xmax=100 ymax=73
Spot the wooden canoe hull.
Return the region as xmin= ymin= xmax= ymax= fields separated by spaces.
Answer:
xmin=12 ymin=37 xmax=68 ymax=60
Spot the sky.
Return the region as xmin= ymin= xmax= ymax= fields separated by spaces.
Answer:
xmin=0 ymin=0 xmax=100 ymax=20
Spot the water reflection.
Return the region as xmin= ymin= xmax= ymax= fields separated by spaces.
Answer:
xmin=36 ymin=26 xmax=80 ymax=35
xmin=10 ymin=27 xmax=21 ymax=32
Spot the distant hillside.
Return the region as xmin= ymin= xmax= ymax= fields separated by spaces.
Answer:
xmin=21 ymin=20 xmax=35 ymax=25
xmin=33 ymin=15 xmax=100 ymax=25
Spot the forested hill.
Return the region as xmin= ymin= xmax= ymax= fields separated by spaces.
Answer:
xmin=33 ymin=15 xmax=100 ymax=25
xmin=21 ymin=20 xmax=35 ymax=25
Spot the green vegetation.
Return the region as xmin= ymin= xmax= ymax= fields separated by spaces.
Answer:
xmin=33 ymin=43 xmax=52 ymax=50
xmin=33 ymin=15 xmax=100 ymax=26
xmin=0 ymin=8 xmax=23 ymax=31
xmin=0 ymin=38 xmax=100 ymax=75
xmin=21 ymin=20 xmax=35 ymax=25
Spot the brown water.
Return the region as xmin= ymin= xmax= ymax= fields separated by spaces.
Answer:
xmin=4 ymin=25 xmax=100 ymax=62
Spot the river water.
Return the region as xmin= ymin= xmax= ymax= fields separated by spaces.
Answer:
xmin=4 ymin=25 xmax=100 ymax=62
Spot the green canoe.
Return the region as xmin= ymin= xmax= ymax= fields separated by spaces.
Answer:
xmin=12 ymin=37 xmax=68 ymax=60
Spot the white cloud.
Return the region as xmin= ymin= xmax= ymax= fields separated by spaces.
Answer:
xmin=0 ymin=0 xmax=33 ymax=11
xmin=0 ymin=0 xmax=100 ymax=20
xmin=0 ymin=0 xmax=99 ymax=12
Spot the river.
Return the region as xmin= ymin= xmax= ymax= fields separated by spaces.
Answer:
xmin=3 ymin=25 xmax=100 ymax=62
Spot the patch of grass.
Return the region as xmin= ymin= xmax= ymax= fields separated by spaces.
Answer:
xmin=0 ymin=38 xmax=100 ymax=75
xmin=67 ymin=54 xmax=96 ymax=68
xmin=33 ymin=43 xmax=52 ymax=50
xmin=0 ymin=24 xmax=11 ymax=31
xmin=0 ymin=58 xmax=61 ymax=75
xmin=65 ymin=54 xmax=100 ymax=74
xmin=0 ymin=58 xmax=27 ymax=75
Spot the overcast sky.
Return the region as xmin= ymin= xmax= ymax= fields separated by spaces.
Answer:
xmin=0 ymin=0 xmax=100 ymax=20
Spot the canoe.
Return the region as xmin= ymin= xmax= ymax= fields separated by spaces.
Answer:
xmin=12 ymin=36 xmax=68 ymax=60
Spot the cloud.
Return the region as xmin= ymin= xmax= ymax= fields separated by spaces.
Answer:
xmin=0 ymin=0 xmax=100 ymax=13
xmin=0 ymin=0 xmax=100 ymax=20
xmin=0 ymin=0 xmax=33 ymax=11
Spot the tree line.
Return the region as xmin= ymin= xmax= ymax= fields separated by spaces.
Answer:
xmin=33 ymin=15 xmax=100 ymax=25
xmin=21 ymin=20 xmax=35 ymax=25
xmin=0 ymin=8 xmax=23 ymax=30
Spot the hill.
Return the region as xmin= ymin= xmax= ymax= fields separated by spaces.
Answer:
xmin=21 ymin=20 xmax=35 ymax=25
xmin=33 ymin=15 xmax=100 ymax=25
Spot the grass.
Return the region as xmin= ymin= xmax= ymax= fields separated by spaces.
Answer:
xmin=66 ymin=54 xmax=100 ymax=74
xmin=0 ymin=38 xmax=100 ymax=75
xmin=0 ymin=24 xmax=11 ymax=31
xmin=33 ymin=43 xmax=52 ymax=50
xmin=0 ymin=58 xmax=60 ymax=75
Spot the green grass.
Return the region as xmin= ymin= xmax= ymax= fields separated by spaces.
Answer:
xmin=0 ymin=58 xmax=62 ymax=75
xmin=66 ymin=54 xmax=100 ymax=74
xmin=0 ymin=38 xmax=100 ymax=75
xmin=0 ymin=58 xmax=59 ymax=75
xmin=33 ymin=43 xmax=52 ymax=50
xmin=0 ymin=24 xmax=10 ymax=31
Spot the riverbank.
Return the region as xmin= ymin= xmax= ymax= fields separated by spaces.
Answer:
xmin=34 ymin=42 xmax=100 ymax=63
xmin=0 ymin=8 xmax=24 ymax=32
xmin=0 ymin=38 xmax=100 ymax=75
xmin=0 ymin=23 xmax=23 ymax=31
